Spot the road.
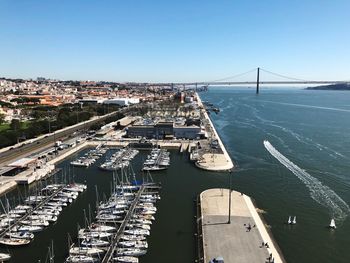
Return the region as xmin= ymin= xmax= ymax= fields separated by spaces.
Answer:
xmin=0 ymin=111 xmax=121 ymax=167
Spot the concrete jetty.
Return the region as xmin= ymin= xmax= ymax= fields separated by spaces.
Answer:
xmin=199 ymin=188 xmax=285 ymax=263
xmin=195 ymin=93 xmax=234 ymax=172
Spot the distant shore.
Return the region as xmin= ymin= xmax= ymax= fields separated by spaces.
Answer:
xmin=306 ymin=83 xmax=350 ymax=90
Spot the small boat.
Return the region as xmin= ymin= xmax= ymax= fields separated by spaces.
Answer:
xmin=0 ymin=253 xmax=11 ymax=261
xmin=118 ymin=241 xmax=148 ymax=249
xmin=0 ymin=237 xmax=31 ymax=246
xmin=5 ymin=231 xmax=34 ymax=240
xmin=329 ymin=219 xmax=336 ymax=229
xmin=292 ymin=216 xmax=296 ymax=225
xmin=114 ymin=256 xmax=139 ymax=263
xmin=126 ymin=224 xmax=151 ymax=231
xmin=29 ymin=215 xmax=58 ymax=223
xmin=69 ymin=246 xmax=104 ymax=257
xmin=124 ymin=229 xmax=150 ymax=236
xmin=17 ymin=225 xmax=44 ymax=233
xmin=81 ymin=238 xmax=110 ymax=248
xmin=21 ymin=219 xmax=49 ymax=227
xmin=89 ymin=224 xmax=116 ymax=232
xmin=33 ymin=209 xmax=60 ymax=216
xmin=120 ymin=235 xmax=146 ymax=241
xmin=116 ymin=248 xmax=147 ymax=257
xmin=129 ymin=219 xmax=152 ymax=225
xmin=287 ymin=216 xmax=291 ymax=224
xmin=65 ymin=255 xmax=99 ymax=263
xmin=132 ymin=214 xmax=155 ymax=221
xmin=78 ymin=229 xmax=112 ymax=240
xmin=15 ymin=205 xmax=32 ymax=210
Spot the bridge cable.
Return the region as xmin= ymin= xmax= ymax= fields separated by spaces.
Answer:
xmin=208 ymin=68 xmax=257 ymax=83
xmin=259 ymin=68 xmax=310 ymax=82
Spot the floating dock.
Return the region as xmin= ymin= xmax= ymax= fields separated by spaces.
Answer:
xmin=197 ymin=188 xmax=285 ymax=263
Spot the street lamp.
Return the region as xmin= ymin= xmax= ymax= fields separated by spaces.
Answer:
xmin=228 ymin=169 xmax=232 ymax=224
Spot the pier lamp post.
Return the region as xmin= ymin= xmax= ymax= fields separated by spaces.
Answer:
xmin=228 ymin=169 xmax=232 ymax=224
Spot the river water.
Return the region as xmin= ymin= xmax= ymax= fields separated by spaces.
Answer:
xmin=1 ymin=87 xmax=350 ymax=263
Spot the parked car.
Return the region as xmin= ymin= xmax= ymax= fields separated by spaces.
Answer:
xmin=209 ymin=257 xmax=224 ymax=263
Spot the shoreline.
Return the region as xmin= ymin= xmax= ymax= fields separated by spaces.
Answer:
xmin=195 ymin=92 xmax=234 ymax=171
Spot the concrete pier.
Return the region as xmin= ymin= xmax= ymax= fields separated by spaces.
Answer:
xmin=199 ymin=188 xmax=285 ymax=263
xmin=195 ymin=94 xmax=234 ymax=172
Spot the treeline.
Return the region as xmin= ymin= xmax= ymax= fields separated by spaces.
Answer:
xmin=0 ymin=103 xmax=122 ymax=148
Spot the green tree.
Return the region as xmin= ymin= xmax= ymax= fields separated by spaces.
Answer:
xmin=0 ymin=114 xmax=5 ymax=125
xmin=10 ymin=119 xmax=21 ymax=131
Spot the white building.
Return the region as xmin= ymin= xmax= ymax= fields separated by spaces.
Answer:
xmin=103 ymin=98 xmax=140 ymax=106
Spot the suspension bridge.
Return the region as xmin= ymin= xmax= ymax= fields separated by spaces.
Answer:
xmin=138 ymin=68 xmax=349 ymax=94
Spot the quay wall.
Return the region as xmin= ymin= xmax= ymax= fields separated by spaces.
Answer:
xmin=196 ymin=93 xmax=234 ymax=171
xmin=198 ymin=188 xmax=285 ymax=263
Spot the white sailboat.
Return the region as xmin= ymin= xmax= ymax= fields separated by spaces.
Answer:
xmin=329 ymin=219 xmax=336 ymax=229
xmin=114 ymin=256 xmax=139 ymax=263
xmin=0 ymin=253 xmax=11 ymax=262
xmin=292 ymin=216 xmax=296 ymax=225
xmin=287 ymin=216 xmax=291 ymax=224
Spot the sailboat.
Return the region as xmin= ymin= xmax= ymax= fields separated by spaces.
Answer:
xmin=287 ymin=216 xmax=291 ymax=224
xmin=0 ymin=253 xmax=11 ymax=262
xmin=292 ymin=216 xmax=296 ymax=225
xmin=329 ymin=219 xmax=336 ymax=229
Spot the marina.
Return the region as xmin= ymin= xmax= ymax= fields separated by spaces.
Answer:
xmin=99 ymin=148 xmax=139 ymax=171
xmin=70 ymin=145 xmax=107 ymax=167
xmin=142 ymin=149 xmax=170 ymax=172
xmin=0 ymin=182 xmax=86 ymax=248
xmin=64 ymin=164 xmax=161 ymax=263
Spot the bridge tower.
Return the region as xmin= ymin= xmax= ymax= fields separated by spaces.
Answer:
xmin=256 ymin=67 xmax=260 ymax=94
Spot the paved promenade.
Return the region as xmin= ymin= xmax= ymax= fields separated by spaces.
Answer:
xmin=196 ymin=93 xmax=234 ymax=172
xmin=200 ymin=189 xmax=285 ymax=263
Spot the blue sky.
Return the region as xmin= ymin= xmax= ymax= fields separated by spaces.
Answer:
xmin=0 ymin=0 xmax=349 ymax=82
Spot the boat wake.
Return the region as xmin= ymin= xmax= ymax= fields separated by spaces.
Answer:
xmin=264 ymin=140 xmax=350 ymax=222
xmin=260 ymin=100 xmax=350 ymax=113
